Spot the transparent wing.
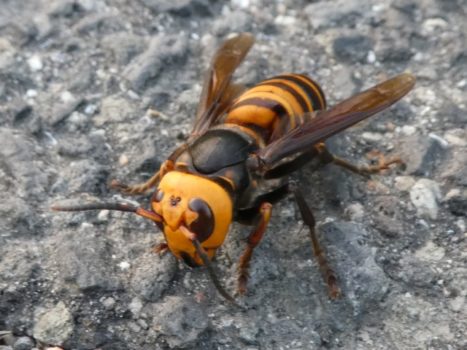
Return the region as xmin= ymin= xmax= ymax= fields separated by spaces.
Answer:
xmin=191 ymin=33 xmax=254 ymax=136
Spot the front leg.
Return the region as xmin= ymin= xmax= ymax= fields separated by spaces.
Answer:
xmin=110 ymin=158 xmax=176 ymax=195
xmin=237 ymin=202 xmax=272 ymax=295
xmin=110 ymin=170 xmax=161 ymax=195
xmin=151 ymin=242 xmax=169 ymax=255
xmin=110 ymin=144 xmax=189 ymax=195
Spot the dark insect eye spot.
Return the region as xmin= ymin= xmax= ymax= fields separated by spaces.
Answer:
xmin=188 ymin=198 xmax=214 ymax=242
xmin=153 ymin=189 xmax=164 ymax=202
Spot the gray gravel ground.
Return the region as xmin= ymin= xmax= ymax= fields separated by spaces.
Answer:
xmin=0 ymin=0 xmax=466 ymax=349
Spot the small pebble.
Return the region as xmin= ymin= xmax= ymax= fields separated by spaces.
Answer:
xmin=444 ymin=188 xmax=461 ymax=202
xmin=60 ymin=91 xmax=74 ymax=103
xmin=422 ymin=18 xmax=448 ymax=32
xmin=401 ymin=125 xmax=416 ymax=136
xmin=444 ymin=129 xmax=466 ymax=147
xmin=128 ymin=321 xmax=142 ymax=333
xmin=449 ymin=296 xmax=465 ymax=312
xmin=97 ymin=210 xmax=109 ymax=222
xmin=231 ymin=0 xmax=250 ymax=9
xmin=367 ymin=50 xmax=376 ymax=63
xmin=101 ymin=297 xmax=116 ymax=310
xmin=344 ymin=202 xmax=365 ymax=221
xmin=414 ymin=241 xmax=445 ymax=262
xmin=410 ymin=179 xmax=442 ymax=220
xmin=394 ymin=176 xmax=416 ymax=192
xmin=137 ymin=318 xmax=149 ymax=330
xmin=33 ymin=302 xmax=73 ymax=345
xmin=27 ymin=55 xmax=43 ymax=71
xmin=119 ymin=154 xmax=129 ymax=166
xmin=429 ymin=133 xmax=449 ymax=149
xmin=118 ymin=261 xmax=131 ymax=271
xmin=13 ymin=337 xmax=34 ymax=350
xmin=152 ymin=296 xmax=208 ymax=348
xmin=239 ymin=323 xmax=259 ymax=344
xmin=361 ymin=131 xmax=383 ymax=142
xmin=129 ymin=297 xmax=143 ymax=317
xmin=274 ymin=15 xmax=296 ymax=26
xmin=455 ymin=219 xmax=465 ymax=233
xmin=26 ymin=89 xmax=38 ymax=98
xmin=84 ymin=104 xmax=97 ymax=115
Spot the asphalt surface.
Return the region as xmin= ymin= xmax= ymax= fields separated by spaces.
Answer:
xmin=0 ymin=0 xmax=466 ymax=349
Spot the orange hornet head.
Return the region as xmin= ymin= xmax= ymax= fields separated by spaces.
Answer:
xmin=150 ymin=171 xmax=233 ymax=267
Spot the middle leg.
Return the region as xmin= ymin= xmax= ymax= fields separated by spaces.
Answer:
xmin=292 ymin=187 xmax=341 ymax=299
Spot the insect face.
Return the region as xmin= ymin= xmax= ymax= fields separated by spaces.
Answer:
xmin=152 ymin=171 xmax=233 ymax=266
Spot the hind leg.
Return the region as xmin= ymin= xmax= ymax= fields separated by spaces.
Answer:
xmin=316 ymin=144 xmax=402 ymax=176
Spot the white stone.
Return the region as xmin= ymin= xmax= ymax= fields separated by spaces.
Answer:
xmin=444 ymin=129 xmax=467 ymax=147
xmin=60 ymin=90 xmax=74 ymax=103
xmin=344 ymin=202 xmax=365 ymax=221
xmin=394 ymin=176 xmax=416 ymax=192
xmin=231 ymin=0 xmax=249 ymax=9
xmin=429 ymin=133 xmax=450 ymax=148
xmin=410 ymin=179 xmax=441 ymax=220
xmin=102 ymin=297 xmax=116 ymax=309
xmin=118 ymin=261 xmax=131 ymax=270
xmin=275 ymin=15 xmax=296 ymax=26
xmin=129 ymin=297 xmax=143 ymax=317
xmin=367 ymin=50 xmax=376 ymax=63
xmin=97 ymin=210 xmax=109 ymax=222
xmin=401 ymin=125 xmax=416 ymax=136
xmin=28 ymin=55 xmax=43 ymax=71
xmin=118 ymin=154 xmax=129 ymax=166
xmin=361 ymin=131 xmax=383 ymax=142
xmin=415 ymin=241 xmax=445 ymax=262
xmin=84 ymin=104 xmax=97 ymax=115
xmin=444 ymin=188 xmax=461 ymax=202
xmin=33 ymin=302 xmax=73 ymax=345
xmin=422 ymin=18 xmax=448 ymax=32
xmin=449 ymin=296 xmax=465 ymax=312
xmin=26 ymin=89 xmax=38 ymax=98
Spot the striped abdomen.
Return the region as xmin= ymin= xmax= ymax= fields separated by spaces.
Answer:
xmin=224 ymin=74 xmax=326 ymax=143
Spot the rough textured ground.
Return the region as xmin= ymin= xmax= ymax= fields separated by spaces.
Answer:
xmin=0 ymin=0 xmax=466 ymax=349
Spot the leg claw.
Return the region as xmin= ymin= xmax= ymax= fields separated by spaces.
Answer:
xmin=152 ymin=243 xmax=168 ymax=256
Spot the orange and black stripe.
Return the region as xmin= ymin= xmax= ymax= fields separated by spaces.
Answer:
xmin=224 ymin=73 xmax=326 ymax=144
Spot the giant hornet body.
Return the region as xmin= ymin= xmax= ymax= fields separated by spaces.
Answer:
xmin=53 ymin=33 xmax=415 ymax=304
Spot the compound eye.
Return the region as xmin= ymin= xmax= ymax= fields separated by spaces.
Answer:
xmin=153 ymin=189 xmax=164 ymax=202
xmin=188 ymin=198 xmax=214 ymax=242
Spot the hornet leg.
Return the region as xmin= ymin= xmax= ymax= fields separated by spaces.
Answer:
xmin=316 ymin=144 xmax=402 ymax=176
xmin=237 ymin=202 xmax=272 ymax=295
xmin=235 ymin=184 xmax=288 ymax=225
xmin=110 ymin=158 xmax=177 ymax=195
xmin=110 ymin=143 xmax=189 ymax=195
xmin=152 ymin=242 xmax=169 ymax=255
xmin=292 ymin=187 xmax=341 ymax=299
xmin=110 ymin=170 xmax=161 ymax=195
